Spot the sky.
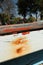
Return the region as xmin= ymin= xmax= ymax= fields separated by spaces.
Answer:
xmin=0 ymin=0 xmax=18 ymax=16
xmin=12 ymin=0 xmax=17 ymax=3
xmin=12 ymin=0 xmax=19 ymax=17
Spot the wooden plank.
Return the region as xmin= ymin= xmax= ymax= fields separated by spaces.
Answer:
xmin=0 ymin=22 xmax=43 ymax=34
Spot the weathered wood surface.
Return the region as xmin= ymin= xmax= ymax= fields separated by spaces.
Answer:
xmin=0 ymin=22 xmax=43 ymax=34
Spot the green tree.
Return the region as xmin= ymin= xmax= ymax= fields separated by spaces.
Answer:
xmin=28 ymin=16 xmax=36 ymax=23
xmin=17 ymin=0 xmax=39 ymax=21
xmin=39 ymin=0 xmax=43 ymax=20
xmin=13 ymin=17 xmax=21 ymax=24
xmin=17 ymin=0 xmax=28 ymax=19
xmin=29 ymin=0 xmax=43 ymax=20
xmin=31 ymin=0 xmax=39 ymax=21
xmin=0 ymin=14 xmax=6 ymax=25
xmin=26 ymin=0 xmax=34 ymax=17
xmin=0 ymin=13 xmax=10 ymax=25
xmin=17 ymin=0 xmax=43 ymax=21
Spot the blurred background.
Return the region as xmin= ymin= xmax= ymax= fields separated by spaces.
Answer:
xmin=0 ymin=0 xmax=43 ymax=25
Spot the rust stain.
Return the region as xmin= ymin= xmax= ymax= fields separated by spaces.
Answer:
xmin=3 ymin=26 xmax=31 ymax=33
xmin=11 ymin=37 xmax=28 ymax=45
xmin=3 ymin=29 xmax=15 ymax=32
xmin=15 ymin=44 xmax=31 ymax=55
xmin=10 ymin=36 xmax=31 ymax=55
xmin=16 ymin=47 xmax=23 ymax=54
xmin=22 ymin=32 xmax=30 ymax=35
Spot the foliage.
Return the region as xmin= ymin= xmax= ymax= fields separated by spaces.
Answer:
xmin=17 ymin=0 xmax=43 ymax=20
xmin=39 ymin=0 xmax=43 ymax=20
xmin=27 ymin=16 xmax=36 ymax=23
xmin=17 ymin=0 xmax=28 ymax=18
xmin=13 ymin=17 xmax=22 ymax=24
xmin=0 ymin=13 xmax=10 ymax=25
